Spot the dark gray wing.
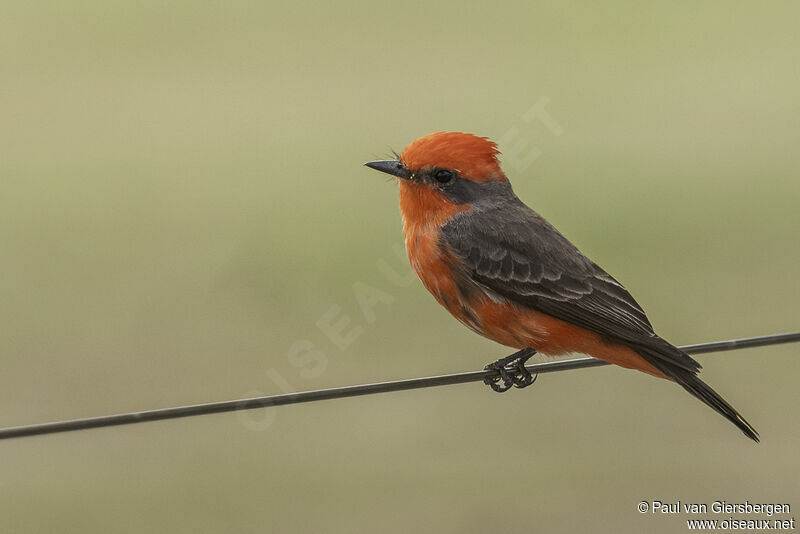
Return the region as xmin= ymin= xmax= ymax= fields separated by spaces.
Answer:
xmin=441 ymin=200 xmax=761 ymax=441
xmin=441 ymin=201 xmax=699 ymax=373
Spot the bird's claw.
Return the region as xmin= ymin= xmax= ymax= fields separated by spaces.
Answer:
xmin=483 ymin=366 xmax=514 ymax=392
xmin=483 ymin=349 xmax=538 ymax=393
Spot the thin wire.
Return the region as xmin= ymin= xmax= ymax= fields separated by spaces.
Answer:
xmin=1 ymin=331 xmax=798 ymax=441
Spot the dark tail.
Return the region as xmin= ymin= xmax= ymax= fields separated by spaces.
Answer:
xmin=635 ymin=343 xmax=760 ymax=442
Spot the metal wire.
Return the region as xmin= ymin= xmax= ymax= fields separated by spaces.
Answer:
xmin=0 ymin=331 xmax=798 ymax=440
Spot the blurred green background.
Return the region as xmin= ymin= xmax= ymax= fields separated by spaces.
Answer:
xmin=2 ymin=2 xmax=799 ymax=532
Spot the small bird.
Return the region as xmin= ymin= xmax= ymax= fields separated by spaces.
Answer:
xmin=365 ymin=131 xmax=758 ymax=441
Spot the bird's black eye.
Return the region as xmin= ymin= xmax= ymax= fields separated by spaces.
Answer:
xmin=434 ymin=169 xmax=455 ymax=184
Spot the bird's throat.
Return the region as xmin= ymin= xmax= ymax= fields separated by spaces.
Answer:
xmin=398 ymin=181 xmax=466 ymax=233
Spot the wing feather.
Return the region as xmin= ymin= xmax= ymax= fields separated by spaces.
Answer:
xmin=441 ymin=202 xmax=699 ymax=373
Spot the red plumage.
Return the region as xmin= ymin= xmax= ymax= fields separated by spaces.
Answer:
xmin=365 ymin=131 xmax=759 ymax=441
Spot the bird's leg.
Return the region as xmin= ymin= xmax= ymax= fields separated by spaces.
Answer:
xmin=483 ymin=348 xmax=538 ymax=393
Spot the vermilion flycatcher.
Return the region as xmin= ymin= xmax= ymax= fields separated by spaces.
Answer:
xmin=366 ymin=131 xmax=758 ymax=441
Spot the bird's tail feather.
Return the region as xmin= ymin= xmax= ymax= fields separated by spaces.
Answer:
xmin=635 ymin=344 xmax=759 ymax=442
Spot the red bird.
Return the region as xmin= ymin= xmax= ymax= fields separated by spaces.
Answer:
xmin=366 ymin=131 xmax=758 ymax=441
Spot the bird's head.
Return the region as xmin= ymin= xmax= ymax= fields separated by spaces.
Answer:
xmin=365 ymin=132 xmax=511 ymax=226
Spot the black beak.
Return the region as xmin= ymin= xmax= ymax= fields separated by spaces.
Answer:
xmin=364 ymin=159 xmax=411 ymax=180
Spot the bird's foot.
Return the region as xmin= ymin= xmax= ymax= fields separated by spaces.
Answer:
xmin=483 ymin=348 xmax=538 ymax=393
